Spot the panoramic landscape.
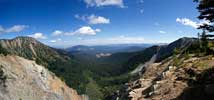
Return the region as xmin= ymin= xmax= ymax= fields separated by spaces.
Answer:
xmin=0 ymin=0 xmax=214 ymax=100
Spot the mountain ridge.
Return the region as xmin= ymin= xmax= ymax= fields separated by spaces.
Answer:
xmin=0 ymin=36 xmax=70 ymax=61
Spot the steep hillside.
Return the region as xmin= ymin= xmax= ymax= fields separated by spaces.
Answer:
xmin=0 ymin=37 xmax=88 ymax=94
xmin=155 ymin=37 xmax=197 ymax=62
xmin=123 ymin=37 xmax=198 ymax=75
xmin=0 ymin=55 xmax=86 ymax=100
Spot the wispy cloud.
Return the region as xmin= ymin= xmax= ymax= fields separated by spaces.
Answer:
xmin=84 ymin=0 xmax=125 ymax=8
xmin=0 ymin=25 xmax=28 ymax=34
xmin=176 ymin=18 xmax=210 ymax=29
xmin=75 ymin=14 xmax=110 ymax=25
xmin=79 ymin=35 xmax=145 ymax=45
xmin=28 ymin=32 xmax=47 ymax=39
xmin=74 ymin=14 xmax=86 ymax=21
xmin=49 ymin=38 xmax=62 ymax=43
xmin=50 ymin=40 xmax=57 ymax=43
xmin=159 ymin=30 xmax=166 ymax=34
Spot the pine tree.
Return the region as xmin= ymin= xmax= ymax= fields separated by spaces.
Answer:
xmin=201 ymin=30 xmax=209 ymax=52
xmin=197 ymin=0 xmax=214 ymax=32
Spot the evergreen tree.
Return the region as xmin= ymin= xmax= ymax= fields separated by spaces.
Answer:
xmin=196 ymin=0 xmax=214 ymax=32
xmin=201 ymin=30 xmax=209 ymax=52
xmin=0 ymin=45 xmax=9 ymax=56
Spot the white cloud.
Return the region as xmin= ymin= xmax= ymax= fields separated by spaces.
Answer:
xmin=176 ymin=18 xmax=198 ymax=28
xmin=75 ymin=14 xmax=110 ymax=24
xmin=71 ymin=26 xmax=101 ymax=35
xmin=108 ymin=35 xmax=145 ymax=43
xmin=0 ymin=25 xmax=28 ymax=34
xmin=5 ymin=25 xmax=28 ymax=33
xmin=28 ymin=33 xmax=47 ymax=39
xmin=88 ymin=15 xmax=110 ymax=24
xmin=159 ymin=30 xmax=166 ymax=34
xmin=84 ymin=0 xmax=125 ymax=8
xmin=176 ymin=18 xmax=211 ymax=29
xmin=50 ymin=40 xmax=57 ymax=43
xmin=51 ymin=26 xmax=101 ymax=36
xmin=52 ymin=30 xmax=63 ymax=36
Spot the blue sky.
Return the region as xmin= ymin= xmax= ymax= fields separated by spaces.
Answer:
xmin=0 ymin=0 xmax=205 ymax=47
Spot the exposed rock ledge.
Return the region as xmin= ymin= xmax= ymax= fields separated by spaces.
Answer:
xmin=0 ymin=55 xmax=87 ymax=100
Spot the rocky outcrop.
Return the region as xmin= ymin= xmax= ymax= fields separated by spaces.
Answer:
xmin=0 ymin=55 xmax=85 ymax=100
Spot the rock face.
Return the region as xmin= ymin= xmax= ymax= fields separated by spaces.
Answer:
xmin=0 ymin=55 xmax=84 ymax=100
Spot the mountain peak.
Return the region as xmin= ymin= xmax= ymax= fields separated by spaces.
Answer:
xmin=0 ymin=36 xmax=41 ymax=49
xmin=0 ymin=36 xmax=68 ymax=62
xmin=13 ymin=36 xmax=40 ymax=44
xmin=14 ymin=36 xmax=36 ymax=41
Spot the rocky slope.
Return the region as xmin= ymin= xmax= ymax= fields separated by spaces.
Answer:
xmin=116 ymin=53 xmax=214 ymax=100
xmin=0 ymin=55 xmax=87 ymax=100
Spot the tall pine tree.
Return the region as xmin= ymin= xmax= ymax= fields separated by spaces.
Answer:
xmin=197 ymin=0 xmax=214 ymax=32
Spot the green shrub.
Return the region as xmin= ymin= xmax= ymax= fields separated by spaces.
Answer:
xmin=0 ymin=65 xmax=7 ymax=87
xmin=0 ymin=45 xmax=9 ymax=56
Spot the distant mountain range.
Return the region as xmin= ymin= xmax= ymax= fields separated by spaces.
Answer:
xmin=66 ymin=44 xmax=154 ymax=54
